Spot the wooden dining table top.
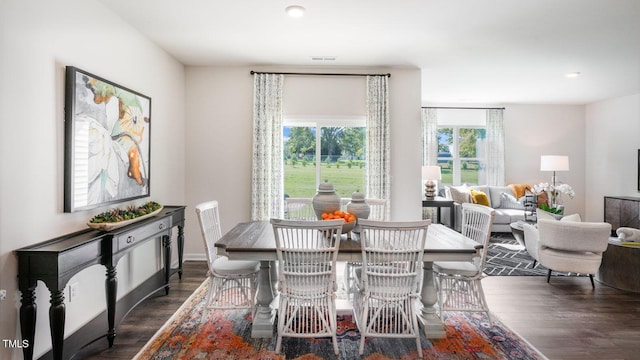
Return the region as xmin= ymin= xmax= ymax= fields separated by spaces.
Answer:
xmin=215 ymin=221 xmax=480 ymax=261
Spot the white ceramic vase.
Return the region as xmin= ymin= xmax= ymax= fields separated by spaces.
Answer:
xmin=346 ymin=190 xmax=370 ymax=233
xmin=312 ymin=180 xmax=341 ymax=219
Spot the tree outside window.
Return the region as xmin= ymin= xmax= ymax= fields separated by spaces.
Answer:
xmin=438 ymin=127 xmax=486 ymax=185
xmin=284 ymin=121 xmax=365 ymax=199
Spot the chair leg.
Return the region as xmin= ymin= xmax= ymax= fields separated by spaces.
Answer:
xmin=589 ymin=274 xmax=595 ymax=289
xmin=546 ymin=269 xmax=552 ymax=283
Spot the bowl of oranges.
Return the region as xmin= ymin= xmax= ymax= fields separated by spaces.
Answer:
xmin=321 ymin=210 xmax=356 ymax=234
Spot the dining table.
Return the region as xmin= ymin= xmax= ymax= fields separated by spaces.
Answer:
xmin=215 ymin=221 xmax=481 ymax=339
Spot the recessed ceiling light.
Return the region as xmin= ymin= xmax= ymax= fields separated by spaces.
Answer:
xmin=286 ymin=5 xmax=305 ymax=18
xmin=565 ymin=72 xmax=581 ymax=78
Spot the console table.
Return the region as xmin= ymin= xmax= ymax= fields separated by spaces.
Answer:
xmin=15 ymin=205 xmax=185 ymax=360
xmin=604 ymin=196 xmax=640 ymax=236
xmin=422 ymin=199 xmax=455 ymax=229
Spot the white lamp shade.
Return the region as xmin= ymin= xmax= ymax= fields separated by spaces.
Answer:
xmin=422 ymin=165 xmax=442 ymax=180
xmin=540 ymin=155 xmax=569 ymax=171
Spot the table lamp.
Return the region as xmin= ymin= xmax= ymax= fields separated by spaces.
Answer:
xmin=422 ymin=165 xmax=442 ymax=200
xmin=540 ymin=155 xmax=569 ymax=188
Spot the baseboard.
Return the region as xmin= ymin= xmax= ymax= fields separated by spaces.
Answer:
xmin=38 ymin=271 xmax=168 ymax=360
xmin=184 ymin=253 xmax=207 ymax=261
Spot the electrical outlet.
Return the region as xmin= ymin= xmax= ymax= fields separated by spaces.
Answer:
xmin=0 ymin=289 xmax=7 ymax=301
xmin=69 ymin=283 xmax=79 ymax=302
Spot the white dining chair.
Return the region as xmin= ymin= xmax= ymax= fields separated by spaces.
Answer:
xmin=284 ymin=197 xmax=317 ymax=220
xmin=195 ymin=201 xmax=259 ymax=319
xmin=344 ymin=198 xmax=389 ymax=300
xmin=433 ymin=202 xmax=495 ymax=323
xmin=353 ymin=219 xmax=430 ymax=357
xmin=270 ymin=218 xmax=344 ymax=355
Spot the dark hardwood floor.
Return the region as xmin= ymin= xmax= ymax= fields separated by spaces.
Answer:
xmin=74 ymin=261 xmax=640 ymax=360
xmin=73 ymin=261 xmax=209 ymax=360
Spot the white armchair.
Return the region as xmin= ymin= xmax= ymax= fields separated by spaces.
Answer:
xmin=523 ymin=219 xmax=611 ymax=287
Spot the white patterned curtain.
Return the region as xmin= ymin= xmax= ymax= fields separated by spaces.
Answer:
xmin=485 ymin=109 xmax=505 ymax=186
xmin=251 ymin=73 xmax=284 ymax=220
xmin=365 ymin=75 xmax=391 ymax=220
xmin=421 ymin=108 xmax=438 ymax=166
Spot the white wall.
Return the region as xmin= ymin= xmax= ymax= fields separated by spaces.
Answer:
xmin=585 ymin=94 xmax=640 ymax=222
xmin=184 ymin=66 xmax=423 ymax=258
xmin=503 ymin=104 xmax=586 ymax=216
xmin=0 ymin=1 xmax=185 ymax=358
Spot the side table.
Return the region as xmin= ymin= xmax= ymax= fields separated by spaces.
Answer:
xmin=422 ymin=199 xmax=455 ymax=229
xmin=509 ymin=221 xmax=536 ymax=248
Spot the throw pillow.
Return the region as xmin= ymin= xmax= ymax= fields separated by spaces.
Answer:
xmin=470 ymin=189 xmax=490 ymax=206
xmin=448 ymin=185 xmax=471 ymax=204
xmin=500 ymin=192 xmax=525 ymax=210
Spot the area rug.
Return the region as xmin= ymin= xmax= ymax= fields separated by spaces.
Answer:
xmin=134 ymin=278 xmax=547 ymax=360
xmin=484 ymin=233 xmax=587 ymax=278
xmin=484 ymin=233 xmax=548 ymax=276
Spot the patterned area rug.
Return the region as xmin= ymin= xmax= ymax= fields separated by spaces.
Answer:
xmin=134 ymin=278 xmax=547 ymax=360
xmin=484 ymin=233 xmax=583 ymax=277
xmin=484 ymin=233 xmax=545 ymax=276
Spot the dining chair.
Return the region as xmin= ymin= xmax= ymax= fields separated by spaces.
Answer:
xmin=284 ymin=197 xmax=317 ymax=220
xmin=344 ymin=198 xmax=389 ymax=300
xmin=433 ymin=202 xmax=495 ymax=323
xmin=365 ymin=198 xmax=389 ymax=221
xmin=195 ymin=201 xmax=259 ymax=320
xmin=270 ymin=218 xmax=344 ymax=355
xmin=353 ymin=219 xmax=430 ymax=357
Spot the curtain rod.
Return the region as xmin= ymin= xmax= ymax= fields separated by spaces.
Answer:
xmin=422 ymin=106 xmax=505 ymax=110
xmin=250 ymin=70 xmax=391 ymax=77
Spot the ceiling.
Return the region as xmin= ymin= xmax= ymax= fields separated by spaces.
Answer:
xmin=98 ymin=0 xmax=640 ymax=105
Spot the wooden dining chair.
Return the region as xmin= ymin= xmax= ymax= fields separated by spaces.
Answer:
xmin=270 ymin=218 xmax=344 ymax=355
xmin=353 ymin=219 xmax=430 ymax=357
xmin=195 ymin=201 xmax=259 ymax=319
xmin=433 ymin=202 xmax=495 ymax=324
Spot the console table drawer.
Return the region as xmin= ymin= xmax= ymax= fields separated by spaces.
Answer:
xmin=115 ymin=218 xmax=170 ymax=251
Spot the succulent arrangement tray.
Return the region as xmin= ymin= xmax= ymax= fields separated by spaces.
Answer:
xmin=87 ymin=202 xmax=163 ymax=231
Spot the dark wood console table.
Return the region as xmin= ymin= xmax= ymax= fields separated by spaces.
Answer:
xmin=604 ymin=196 xmax=640 ymax=236
xmin=422 ymin=199 xmax=455 ymax=229
xmin=15 ymin=205 xmax=185 ymax=360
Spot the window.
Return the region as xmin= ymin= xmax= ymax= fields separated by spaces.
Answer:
xmin=436 ymin=110 xmax=487 ymax=185
xmin=283 ymin=117 xmax=366 ymax=198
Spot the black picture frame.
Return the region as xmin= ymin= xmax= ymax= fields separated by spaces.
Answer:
xmin=64 ymin=66 xmax=151 ymax=212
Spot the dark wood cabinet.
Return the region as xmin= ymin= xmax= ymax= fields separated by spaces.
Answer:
xmin=604 ymin=196 xmax=640 ymax=236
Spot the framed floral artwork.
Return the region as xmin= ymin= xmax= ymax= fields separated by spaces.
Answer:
xmin=64 ymin=66 xmax=151 ymax=212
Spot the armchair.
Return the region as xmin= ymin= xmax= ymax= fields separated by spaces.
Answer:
xmin=523 ymin=219 xmax=611 ymax=287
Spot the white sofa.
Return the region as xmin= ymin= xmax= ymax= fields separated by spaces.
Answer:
xmin=441 ymin=185 xmax=529 ymax=233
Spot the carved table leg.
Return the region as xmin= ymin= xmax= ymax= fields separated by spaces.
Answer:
xmin=49 ymin=289 xmax=66 ymax=360
xmin=106 ymin=265 xmax=117 ymax=347
xmin=177 ymin=225 xmax=184 ymax=279
xmin=252 ymin=260 xmax=276 ymax=338
xmin=420 ymin=261 xmax=446 ymax=338
xmin=163 ymin=234 xmax=172 ymax=295
xmin=20 ymin=287 xmax=37 ymax=360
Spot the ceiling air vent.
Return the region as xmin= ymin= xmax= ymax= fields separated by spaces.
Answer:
xmin=311 ymin=56 xmax=337 ymax=61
